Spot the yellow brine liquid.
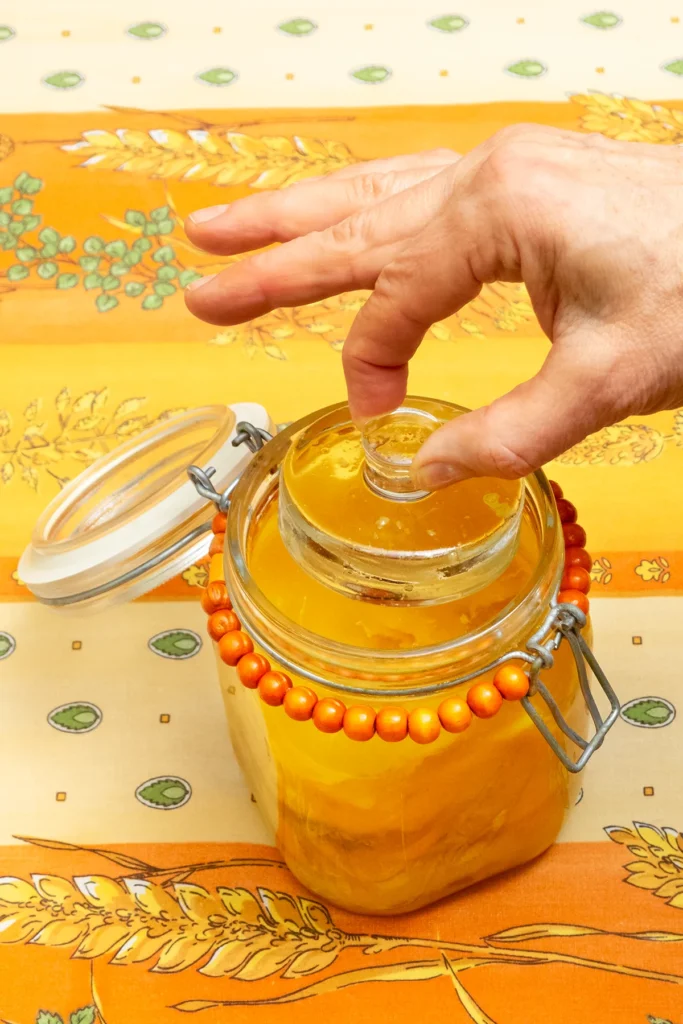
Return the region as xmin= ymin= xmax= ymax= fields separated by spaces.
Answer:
xmin=217 ymin=416 xmax=586 ymax=915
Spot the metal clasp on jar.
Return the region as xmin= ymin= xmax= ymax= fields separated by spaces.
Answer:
xmin=518 ymin=603 xmax=620 ymax=773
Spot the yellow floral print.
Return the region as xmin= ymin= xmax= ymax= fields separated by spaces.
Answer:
xmin=635 ymin=557 xmax=671 ymax=584
xmin=606 ymin=822 xmax=683 ymax=909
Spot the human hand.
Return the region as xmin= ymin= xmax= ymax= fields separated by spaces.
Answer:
xmin=185 ymin=127 xmax=683 ymax=488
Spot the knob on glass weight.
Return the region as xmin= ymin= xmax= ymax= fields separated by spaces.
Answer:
xmin=278 ymin=400 xmax=525 ymax=606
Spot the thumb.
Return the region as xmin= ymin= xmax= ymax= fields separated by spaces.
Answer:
xmin=412 ymin=345 xmax=609 ymax=488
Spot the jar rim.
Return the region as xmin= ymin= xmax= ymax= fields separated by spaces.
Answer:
xmin=226 ymin=401 xmax=563 ymax=689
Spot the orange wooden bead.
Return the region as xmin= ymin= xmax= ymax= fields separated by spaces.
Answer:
xmin=212 ymin=511 xmax=227 ymax=534
xmin=258 ymin=670 xmax=293 ymax=706
xmin=209 ymin=532 xmax=225 ymax=556
xmin=558 ymin=589 xmax=590 ymax=616
xmin=375 ymin=706 xmax=408 ymax=742
xmin=343 ymin=705 xmax=376 ymax=741
xmin=207 ymin=609 xmax=240 ymax=641
xmin=200 ymin=580 xmax=232 ymax=615
xmin=437 ymin=697 xmax=472 ymax=733
xmin=493 ymin=664 xmax=530 ymax=701
xmin=237 ymin=653 xmax=271 ymax=689
xmin=564 ymin=546 xmax=592 ymax=572
xmin=467 ymin=682 xmax=503 ymax=719
xmin=563 ymin=523 xmax=586 ymax=549
xmin=556 ymin=498 xmax=577 ymax=524
xmin=217 ymin=630 xmax=253 ymax=666
xmin=284 ymin=686 xmax=318 ymax=722
xmin=549 ymin=479 xmax=563 ymax=500
xmin=312 ymin=698 xmax=346 ymax=733
xmin=408 ymin=708 xmax=441 ymax=744
xmin=561 ymin=565 xmax=591 ymax=594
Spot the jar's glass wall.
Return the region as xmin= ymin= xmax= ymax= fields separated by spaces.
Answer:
xmin=214 ymin=402 xmax=585 ymax=914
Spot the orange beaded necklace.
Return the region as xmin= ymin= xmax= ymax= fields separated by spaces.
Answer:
xmin=201 ymin=480 xmax=591 ymax=746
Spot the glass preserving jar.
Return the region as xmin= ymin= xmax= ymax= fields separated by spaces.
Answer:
xmin=20 ymin=398 xmax=619 ymax=917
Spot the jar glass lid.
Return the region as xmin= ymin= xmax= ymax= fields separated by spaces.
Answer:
xmin=278 ymin=399 xmax=524 ymax=605
xmin=19 ymin=403 xmax=271 ymax=609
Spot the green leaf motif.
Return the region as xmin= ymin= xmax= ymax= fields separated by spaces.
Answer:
xmin=101 ymin=275 xmax=120 ymax=291
xmin=135 ymin=776 xmax=192 ymax=810
xmin=16 ymin=246 xmax=36 ymax=261
xmin=142 ymin=294 xmax=163 ymax=310
xmin=127 ymin=21 xmax=166 ymax=39
xmin=58 ymin=235 xmax=76 ymax=254
xmin=620 ymin=696 xmax=676 ymax=728
xmin=179 ymin=269 xmax=202 ymax=288
xmin=663 ymin=59 xmax=683 ymax=76
xmin=123 ymin=250 xmax=141 ymax=267
xmin=149 ymin=628 xmax=202 ymax=659
xmin=37 ymin=261 xmax=58 ymax=280
xmin=110 ymin=261 xmax=127 ymax=277
xmin=0 ymin=632 xmax=16 ymax=660
xmin=582 ymin=11 xmax=622 ymax=28
xmin=156 ymin=219 xmax=174 ymax=236
xmin=12 ymin=198 xmax=32 ymax=216
xmin=83 ymin=235 xmax=104 ymax=254
xmin=0 ymin=26 xmax=15 ymax=42
xmin=48 ymin=702 xmax=102 ymax=734
xmin=506 ymin=59 xmax=547 ymax=77
xmin=21 ymin=177 xmax=43 ymax=195
xmin=124 ymin=281 xmax=145 ymax=297
xmin=43 ymin=71 xmax=84 ymax=90
xmin=39 ymin=226 xmax=59 ymax=245
xmin=133 ymin=236 xmax=152 ymax=253
xmin=351 ymin=65 xmax=392 ymax=84
xmin=8 ymin=264 xmax=29 ymax=281
xmin=22 ymin=214 xmax=41 ymax=232
xmin=0 ymin=212 xmax=10 ymax=226
xmin=36 ymin=1013 xmax=63 ymax=1024
xmin=278 ymin=18 xmax=317 ymax=35
xmin=41 ymin=242 xmax=58 ymax=258
xmin=9 ymin=222 xmax=24 ymax=237
xmin=96 ymin=293 xmax=119 ymax=313
xmin=197 ymin=67 xmax=237 ymax=86
xmin=70 ymin=1009 xmax=97 ymax=1024
xmin=153 ymin=244 xmax=175 ymax=263
xmin=56 ymin=273 xmax=78 ymax=290
xmin=150 ymin=205 xmax=170 ymax=223
xmin=0 ymin=187 xmax=12 ymax=204
xmin=14 ymin=171 xmax=29 ymax=190
xmin=157 ymin=264 xmax=177 ymax=281
xmin=647 ymin=1016 xmax=674 ymax=1024
xmin=3 ymin=236 xmax=17 ymax=250
xmin=429 ymin=14 xmax=468 ymax=32
xmin=79 ymin=255 xmax=99 ymax=272
xmin=154 ymin=281 xmax=176 ymax=297
xmin=105 ymin=239 xmax=127 ymax=258
xmin=125 ymin=209 xmax=146 ymax=227
xmin=83 ymin=273 xmax=103 ymax=290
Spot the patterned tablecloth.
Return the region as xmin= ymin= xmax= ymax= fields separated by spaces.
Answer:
xmin=2 ymin=3 xmax=683 ymax=1022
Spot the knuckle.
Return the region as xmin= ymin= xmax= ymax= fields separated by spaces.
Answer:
xmin=326 ymin=215 xmax=362 ymax=250
xmin=487 ymin=440 xmax=537 ymax=480
xmin=490 ymin=123 xmax=537 ymax=146
xmin=480 ymin=141 xmax=531 ymax=187
xmin=351 ymin=172 xmax=389 ymax=203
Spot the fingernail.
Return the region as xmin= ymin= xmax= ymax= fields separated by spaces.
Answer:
xmin=186 ymin=273 xmax=216 ymax=292
xmin=413 ymin=463 xmax=463 ymax=491
xmin=189 ymin=205 xmax=228 ymax=225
